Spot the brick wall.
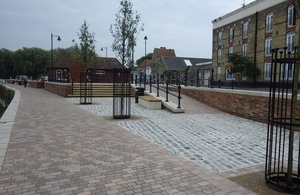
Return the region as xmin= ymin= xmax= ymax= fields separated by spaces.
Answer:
xmin=212 ymin=0 xmax=296 ymax=82
xmin=27 ymin=81 xmax=44 ymax=88
xmin=44 ymin=82 xmax=72 ymax=97
xmin=169 ymin=86 xmax=274 ymax=123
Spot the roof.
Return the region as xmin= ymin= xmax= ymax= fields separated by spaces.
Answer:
xmin=161 ymin=57 xmax=211 ymax=71
xmin=153 ymin=47 xmax=176 ymax=58
xmin=212 ymin=0 xmax=285 ymax=29
xmin=53 ymin=53 xmax=123 ymax=69
xmin=138 ymin=59 xmax=154 ymax=69
xmin=53 ymin=53 xmax=77 ymax=69
xmin=95 ymin=57 xmax=123 ymax=69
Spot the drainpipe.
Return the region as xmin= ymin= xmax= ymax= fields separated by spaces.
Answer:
xmin=253 ymin=11 xmax=258 ymax=88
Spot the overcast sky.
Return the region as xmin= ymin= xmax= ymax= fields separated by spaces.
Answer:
xmin=0 ymin=0 xmax=254 ymax=61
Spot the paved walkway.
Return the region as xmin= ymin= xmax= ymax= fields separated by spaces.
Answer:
xmin=0 ymin=84 xmax=269 ymax=194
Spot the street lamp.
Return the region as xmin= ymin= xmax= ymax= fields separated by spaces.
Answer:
xmin=51 ymin=33 xmax=61 ymax=82
xmin=144 ymin=36 xmax=147 ymax=87
xmin=101 ymin=47 xmax=107 ymax=57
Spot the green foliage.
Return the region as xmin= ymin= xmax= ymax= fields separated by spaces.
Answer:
xmin=227 ymin=52 xmax=260 ymax=79
xmin=135 ymin=53 xmax=152 ymax=66
xmin=78 ymin=20 xmax=97 ymax=71
xmin=0 ymin=85 xmax=15 ymax=118
xmin=110 ymin=0 xmax=143 ymax=68
xmin=0 ymin=47 xmax=50 ymax=79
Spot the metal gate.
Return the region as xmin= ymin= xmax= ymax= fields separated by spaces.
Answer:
xmin=266 ymin=47 xmax=300 ymax=193
xmin=113 ymin=68 xmax=131 ymax=119
xmin=80 ymin=70 xmax=92 ymax=104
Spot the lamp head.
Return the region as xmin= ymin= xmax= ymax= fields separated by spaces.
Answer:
xmin=144 ymin=36 xmax=147 ymax=41
xmin=57 ymin=36 xmax=61 ymax=42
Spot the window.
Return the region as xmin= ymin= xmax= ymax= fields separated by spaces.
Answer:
xmin=266 ymin=13 xmax=273 ymax=32
xmin=217 ymin=49 xmax=222 ymax=63
xmin=228 ymin=46 xmax=234 ymax=54
xmin=229 ymin=28 xmax=234 ymax=43
xmin=264 ymin=62 xmax=271 ymax=80
xmin=280 ymin=63 xmax=294 ymax=80
xmin=287 ymin=5 xmax=296 ymax=27
xmin=217 ymin=32 xmax=222 ymax=45
xmin=242 ymin=44 xmax=248 ymax=57
xmin=96 ymin=70 xmax=105 ymax=74
xmin=226 ymin=67 xmax=235 ymax=80
xmin=286 ymin=32 xmax=295 ymax=53
xmin=265 ymin=38 xmax=272 ymax=56
xmin=243 ymin=21 xmax=249 ymax=38
xmin=56 ymin=70 xmax=62 ymax=80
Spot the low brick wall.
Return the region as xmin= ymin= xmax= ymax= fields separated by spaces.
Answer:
xmin=44 ymin=82 xmax=72 ymax=97
xmin=27 ymin=81 xmax=44 ymax=88
xmin=166 ymin=86 xmax=274 ymax=123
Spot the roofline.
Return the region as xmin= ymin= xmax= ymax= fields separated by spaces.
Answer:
xmin=212 ymin=0 xmax=286 ymax=29
xmin=196 ymin=61 xmax=212 ymax=66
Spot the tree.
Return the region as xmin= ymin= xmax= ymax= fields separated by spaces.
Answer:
xmin=135 ymin=53 xmax=152 ymax=66
xmin=227 ymin=52 xmax=259 ymax=82
xmin=0 ymin=49 xmax=13 ymax=79
xmin=110 ymin=0 xmax=143 ymax=68
xmin=78 ymin=20 xmax=96 ymax=72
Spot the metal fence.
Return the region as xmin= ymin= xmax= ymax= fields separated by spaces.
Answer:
xmin=80 ymin=71 xmax=92 ymax=104
xmin=265 ymin=47 xmax=300 ymax=193
xmin=113 ymin=68 xmax=131 ymax=119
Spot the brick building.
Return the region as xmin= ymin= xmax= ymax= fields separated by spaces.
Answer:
xmin=50 ymin=53 xmax=123 ymax=83
xmin=212 ymin=0 xmax=297 ymax=83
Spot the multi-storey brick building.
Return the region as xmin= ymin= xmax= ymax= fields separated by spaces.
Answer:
xmin=212 ymin=0 xmax=297 ymax=84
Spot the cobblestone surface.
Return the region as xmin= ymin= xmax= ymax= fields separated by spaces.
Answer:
xmin=0 ymin=85 xmax=259 ymax=194
xmin=67 ymin=98 xmax=267 ymax=173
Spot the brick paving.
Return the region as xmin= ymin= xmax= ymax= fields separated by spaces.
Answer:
xmin=0 ymin=84 xmax=259 ymax=194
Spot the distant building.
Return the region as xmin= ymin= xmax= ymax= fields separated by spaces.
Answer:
xmin=136 ymin=46 xmax=211 ymax=85
xmin=212 ymin=0 xmax=296 ymax=83
xmin=50 ymin=53 xmax=123 ymax=83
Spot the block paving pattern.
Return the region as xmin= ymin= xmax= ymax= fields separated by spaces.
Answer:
xmin=69 ymin=98 xmax=267 ymax=173
xmin=0 ymin=85 xmax=260 ymax=194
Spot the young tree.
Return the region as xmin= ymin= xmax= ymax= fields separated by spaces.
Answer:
xmin=78 ymin=20 xmax=96 ymax=72
xmin=227 ymin=52 xmax=259 ymax=82
xmin=110 ymin=0 xmax=143 ymax=68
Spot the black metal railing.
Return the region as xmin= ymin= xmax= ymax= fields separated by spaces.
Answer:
xmin=265 ymin=47 xmax=300 ymax=193
xmin=135 ymin=74 xmax=182 ymax=109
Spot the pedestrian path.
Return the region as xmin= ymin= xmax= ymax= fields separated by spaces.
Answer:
xmin=0 ymin=83 xmax=278 ymax=194
xmin=67 ymin=97 xmax=267 ymax=173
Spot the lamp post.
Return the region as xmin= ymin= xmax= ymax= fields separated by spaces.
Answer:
xmin=51 ymin=33 xmax=61 ymax=82
xmin=144 ymin=36 xmax=147 ymax=87
xmin=101 ymin=47 xmax=107 ymax=57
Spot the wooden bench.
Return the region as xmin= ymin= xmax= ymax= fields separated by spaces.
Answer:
xmin=138 ymin=95 xmax=162 ymax=109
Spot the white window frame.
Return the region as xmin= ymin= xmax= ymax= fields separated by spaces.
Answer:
xmin=280 ymin=63 xmax=294 ymax=80
xmin=225 ymin=67 xmax=235 ymax=80
xmin=264 ymin=62 xmax=271 ymax=80
xmin=218 ymin=32 xmax=222 ymax=45
xmin=217 ymin=49 xmax=222 ymax=63
xmin=286 ymin=32 xmax=295 ymax=53
xmin=228 ymin=46 xmax=234 ymax=54
xmin=265 ymin=38 xmax=272 ymax=56
xmin=242 ymin=44 xmax=248 ymax=57
xmin=229 ymin=28 xmax=234 ymax=43
xmin=56 ymin=70 xmax=62 ymax=80
xmin=243 ymin=21 xmax=249 ymax=38
xmin=287 ymin=5 xmax=295 ymax=28
xmin=266 ymin=13 xmax=273 ymax=32
xmin=96 ymin=70 xmax=105 ymax=75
